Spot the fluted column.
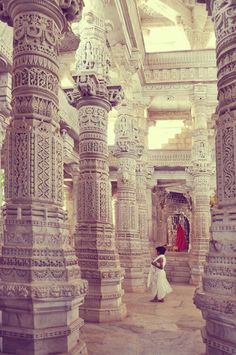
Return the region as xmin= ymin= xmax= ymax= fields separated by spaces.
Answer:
xmin=188 ymin=85 xmax=213 ymax=285
xmin=195 ymin=1 xmax=236 ymax=354
xmin=114 ymin=101 xmax=145 ymax=292
xmin=69 ymin=0 xmax=126 ymax=322
xmin=0 ymin=1 xmax=87 ymax=354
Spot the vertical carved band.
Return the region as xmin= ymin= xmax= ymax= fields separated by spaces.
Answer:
xmin=5 ymin=3 xmax=65 ymax=205
xmin=211 ymin=0 xmax=236 ymax=206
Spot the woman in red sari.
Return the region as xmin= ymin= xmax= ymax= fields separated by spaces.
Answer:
xmin=175 ymin=223 xmax=187 ymax=251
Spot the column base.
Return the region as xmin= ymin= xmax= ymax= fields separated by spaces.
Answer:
xmin=0 ymin=341 xmax=87 ymax=355
xmin=80 ymin=303 xmax=127 ymax=323
xmin=195 ymin=287 xmax=236 ymax=355
xmin=0 ymin=295 xmax=87 ymax=355
xmin=201 ymin=325 xmax=236 ymax=355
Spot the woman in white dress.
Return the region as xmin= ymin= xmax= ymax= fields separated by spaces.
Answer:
xmin=147 ymin=246 xmax=173 ymax=302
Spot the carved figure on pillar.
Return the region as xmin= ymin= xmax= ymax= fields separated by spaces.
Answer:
xmin=0 ymin=1 xmax=88 ymax=354
xmin=195 ymin=1 xmax=236 ymax=354
xmin=68 ymin=0 xmax=127 ymax=322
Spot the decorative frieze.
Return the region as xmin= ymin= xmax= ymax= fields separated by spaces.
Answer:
xmin=144 ymin=67 xmax=216 ymax=84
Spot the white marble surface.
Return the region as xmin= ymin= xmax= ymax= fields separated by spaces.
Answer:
xmin=82 ymin=284 xmax=205 ymax=355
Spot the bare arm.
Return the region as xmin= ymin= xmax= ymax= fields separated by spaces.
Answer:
xmin=151 ymin=257 xmax=164 ymax=270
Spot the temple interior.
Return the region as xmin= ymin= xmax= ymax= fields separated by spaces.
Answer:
xmin=0 ymin=0 xmax=235 ymax=354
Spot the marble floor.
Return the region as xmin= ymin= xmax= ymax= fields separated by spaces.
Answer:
xmin=81 ymin=284 xmax=205 ymax=355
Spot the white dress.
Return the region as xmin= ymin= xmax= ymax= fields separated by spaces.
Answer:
xmin=147 ymin=255 xmax=173 ymax=299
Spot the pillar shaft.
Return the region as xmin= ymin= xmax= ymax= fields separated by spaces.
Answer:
xmin=0 ymin=117 xmax=7 ymax=252
xmin=71 ymin=0 xmax=126 ymax=322
xmin=194 ymin=1 xmax=236 ymax=354
xmin=189 ymin=85 xmax=212 ymax=285
xmin=114 ymin=103 xmax=145 ymax=292
xmin=136 ymin=159 xmax=150 ymax=276
xmin=0 ymin=1 xmax=87 ymax=354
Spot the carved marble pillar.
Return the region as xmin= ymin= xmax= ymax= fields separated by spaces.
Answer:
xmin=135 ymin=102 xmax=152 ymax=274
xmin=136 ymin=158 xmax=150 ymax=276
xmin=146 ymin=180 xmax=153 ymax=246
xmin=0 ymin=1 xmax=88 ymax=354
xmin=69 ymin=162 xmax=80 ymax=244
xmin=194 ymin=1 xmax=236 ymax=353
xmin=69 ymin=0 xmax=127 ymax=322
xmin=114 ymin=101 xmax=145 ymax=292
xmin=63 ymin=181 xmax=74 ymax=240
xmin=188 ymin=85 xmax=212 ymax=285
xmin=0 ymin=116 xmax=7 ymax=251
xmin=0 ymin=71 xmax=11 ymax=253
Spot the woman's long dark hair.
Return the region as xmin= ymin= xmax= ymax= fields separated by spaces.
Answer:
xmin=156 ymin=246 xmax=166 ymax=255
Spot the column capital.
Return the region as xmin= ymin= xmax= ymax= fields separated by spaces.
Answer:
xmin=65 ymin=161 xmax=80 ymax=177
xmin=68 ymin=0 xmax=125 ymax=109
xmin=0 ymin=0 xmax=84 ymax=26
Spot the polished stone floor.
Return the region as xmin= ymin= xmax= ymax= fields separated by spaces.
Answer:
xmin=81 ymin=284 xmax=205 ymax=355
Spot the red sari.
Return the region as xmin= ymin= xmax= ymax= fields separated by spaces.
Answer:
xmin=175 ymin=223 xmax=187 ymax=251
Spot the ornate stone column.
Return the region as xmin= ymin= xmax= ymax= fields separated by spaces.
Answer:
xmin=135 ymin=119 xmax=151 ymax=276
xmin=69 ymin=162 xmax=80 ymax=242
xmin=146 ymin=179 xmax=154 ymax=246
xmin=64 ymin=161 xmax=81 ymax=247
xmin=63 ymin=181 xmax=74 ymax=238
xmin=195 ymin=1 xmax=236 ymax=353
xmin=0 ymin=115 xmax=8 ymax=251
xmin=188 ymin=84 xmax=213 ymax=285
xmin=114 ymin=101 xmax=145 ymax=292
xmin=0 ymin=69 xmax=11 ymax=252
xmin=69 ymin=0 xmax=127 ymax=322
xmin=0 ymin=1 xmax=88 ymax=354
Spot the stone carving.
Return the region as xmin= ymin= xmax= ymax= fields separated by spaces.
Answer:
xmin=195 ymin=1 xmax=236 ymax=354
xmin=187 ymin=86 xmax=214 ymax=285
xmin=59 ymin=0 xmax=84 ymax=21
xmin=70 ymin=0 xmax=127 ymax=322
xmin=114 ymin=104 xmax=146 ymax=292
xmin=222 ymin=126 xmax=236 ymax=199
xmin=0 ymin=1 xmax=88 ymax=354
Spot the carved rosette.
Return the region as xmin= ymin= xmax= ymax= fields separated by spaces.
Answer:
xmin=70 ymin=0 xmax=127 ymax=322
xmin=0 ymin=1 xmax=88 ymax=354
xmin=194 ymin=1 xmax=236 ymax=354
xmin=113 ymin=104 xmax=146 ymax=292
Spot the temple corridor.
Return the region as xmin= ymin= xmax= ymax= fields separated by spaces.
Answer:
xmin=82 ymin=284 xmax=205 ymax=355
